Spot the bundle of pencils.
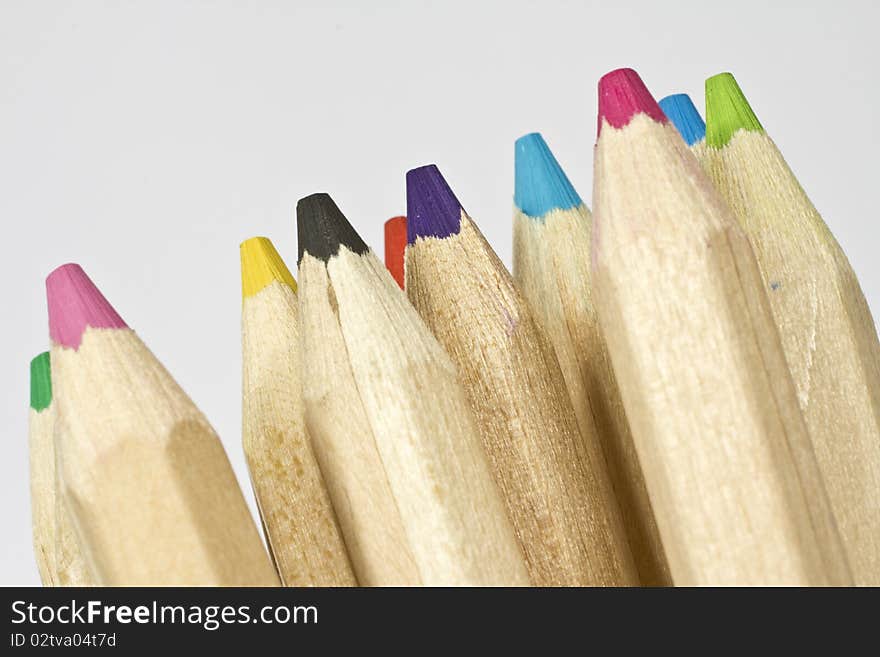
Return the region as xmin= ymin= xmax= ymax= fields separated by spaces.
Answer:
xmin=28 ymin=66 xmax=880 ymax=587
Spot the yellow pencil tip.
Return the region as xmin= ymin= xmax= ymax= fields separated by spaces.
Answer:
xmin=240 ymin=237 xmax=297 ymax=298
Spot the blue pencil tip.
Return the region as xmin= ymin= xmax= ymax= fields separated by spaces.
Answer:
xmin=514 ymin=133 xmax=582 ymax=218
xmin=406 ymin=165 xmax=464 ymax=244
xmin=658 ymin=94 xmax=706 ymax=146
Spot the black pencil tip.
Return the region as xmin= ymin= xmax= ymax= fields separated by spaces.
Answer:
xmin=296 ymin=193 xmax=369 ymax=263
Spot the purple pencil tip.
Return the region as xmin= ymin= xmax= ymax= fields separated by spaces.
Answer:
xmin=405 ymin=165 xmax=464 ymax=244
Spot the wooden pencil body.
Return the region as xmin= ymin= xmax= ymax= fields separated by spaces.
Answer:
xmin=52 ymin=329 xmax=279 ymax=586
xmin=592 ymin=115 xmax=850 ymax=585
xmin=700 ymin=131 xmax=880 ymax=583
xmin=513 ymin=207 xmax=670 ymax=585
xmin=29 ymin=405 xmax=56 ymax=585
xmin=407 ymin=216 xmax=638 ymax=586
xmin=299 ymin=255 xmax=420 ymax=585
xmin=242 ymin=280 xmax=356 ymax=586
xmin=53 ymin=472 xmax=93 ymax=586
xmin=30 ymin=358 xmax=93 ymax=588
xmin=299 ymin=249 xmax=529 ymax=586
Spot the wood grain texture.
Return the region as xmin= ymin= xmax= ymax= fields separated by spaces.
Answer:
xmin=29 ymin=404 xmax=56 ymax=585
xmin=513 ymin=205 xmax=670 ymax=585
xmin=299 ymin=247 xmax=529 ymax=586
xmin=592 ymin=114 xmax=851 ymax=585
xmin=699 ymin=130 xmax=880 ymax=584
xmin=242 ymin=279 xmax=356 ymax=586
xmin=407 ymin=214 xmax=638 ymax=586
xmin=53 ymin=471 xmax=93 ymax=586
xmin=52 ymin=329 xmax=279 ymax=586
xmin=299 ymin=252 xmax=419 ymax=585
xmin=30 ymin=367 xmax=94 ymax=587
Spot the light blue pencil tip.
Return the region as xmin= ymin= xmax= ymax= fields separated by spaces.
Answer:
xmin=659 ymin=94 xmax=706 ymax=146
xmin=514 ymin=133 xmax=582 ymax=219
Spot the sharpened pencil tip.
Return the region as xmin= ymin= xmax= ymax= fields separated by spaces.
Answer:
xmin=240 ymin=237 xmax=297 ymax=298
xmin=705 ymin=72 xmax=763 ymax=148
xmin=598 ymin=68 xmax=667 ymax=136
xmin=46 ymin=264 xmax=127 ymax=350
xmin=385 ymin=216 xmax=407 ymax=233
xmin=30 ymin=352 xmax=52 ymax=411
xmin=659 ymin=94 xmax=706 ymax=146
xmin=405 ymin=165 xmax=464 ymax=244
xmin=296 ymin=193 xmax=369 ymax=264
xmin=514 ymin=133 xmax=583 ymax=218
xmin=384 ymin=216 xmax=407 ymax=289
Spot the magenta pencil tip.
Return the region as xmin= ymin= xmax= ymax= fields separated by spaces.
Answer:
xmin=597 ymin=68 xmax=667 ymax=136
xmin=46 ymin=264 xmax=127 ymax=349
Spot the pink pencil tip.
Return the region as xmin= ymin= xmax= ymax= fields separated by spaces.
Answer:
xmin=46 ymin=264 xmax=127 ymax=349
xmin=597 ymin=68 xmax=667 ymax=136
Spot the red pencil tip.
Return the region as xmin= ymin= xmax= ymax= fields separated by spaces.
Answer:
xmin=46 ymin=264 xmax=127 ymax=349
xmin=384 ymin=216 xmax=407 ymax=289
xmin=598 ymin=68 xmax=667 ymax=136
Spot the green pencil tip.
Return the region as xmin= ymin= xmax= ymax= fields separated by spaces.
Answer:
xmin=30 ymin=352 xmax=52 ymax=411
xmin=705 ymin=72 xmax=764 ymax=148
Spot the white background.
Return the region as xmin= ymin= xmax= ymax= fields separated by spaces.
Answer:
xmin=1 ymin=1 xmax=877 ymax=585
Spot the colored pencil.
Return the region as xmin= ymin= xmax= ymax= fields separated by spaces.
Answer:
xmin=297 ymin=193 xmax=529 ymax=586
xmin=658 ymin=93 xmax=706 ymax=152
xmin=384 ymin=216 xmax=407 ymax=289
xmin=700 ymin=72 xmax=880 ymax=584
xmin=591 ymin=68 xmax=850 ymax=585
xmin=405 ymin=165 xmax=638 ymax=586
xmin=512 ymin=133 xmax=670 ymax=585
xmin=29 ymin=353 xmax=94 ymax=587
xmin=47 ymin=264 xmax=279 ymax=586
xmin=240 ymin=237 xmax=356 ymax=586
xmin=29 ymin=352 xmax=57 ymax=586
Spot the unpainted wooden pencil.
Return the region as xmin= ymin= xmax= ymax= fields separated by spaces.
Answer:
xmin=512 ymin=133 xmax=670 ymax=585
xmin=29 ymin=352 xmax=94 ymax=587
xmin=297 ymin=193 xmax=529 ymax=586
xmin=591 ymin=68 xmax=850 ymax=585
xmin=699 ymin=72 xmax=880 ymax=584
xmin=406 ymin=164 xmax=638 ymax=586
xmin=48 ymin=264 xmax=279 ymax=586
xmin=241 ymin=237 xmax=356 ymax=586
xmin=29 ymin=352 xmax=57 ymax=586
